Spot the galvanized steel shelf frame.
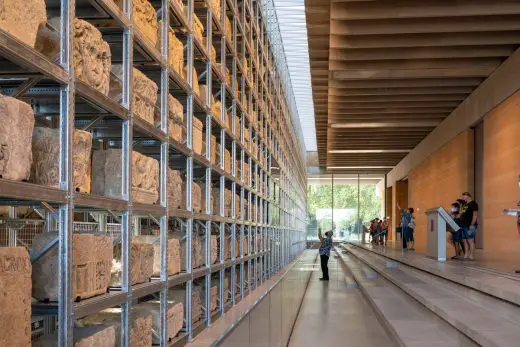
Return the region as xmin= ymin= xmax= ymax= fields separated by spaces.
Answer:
xmin=0 ymin=0 xmax=306 ymax=345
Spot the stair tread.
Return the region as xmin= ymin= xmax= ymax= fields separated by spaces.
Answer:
xmin=345 ymin=244 xmax=520 ymax=346
xmin=336 ymin=249 xmax=476 ymax=346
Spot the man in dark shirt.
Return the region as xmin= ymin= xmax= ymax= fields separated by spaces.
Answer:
xmin=318 ymin=228 xmax=333 ymax=281
xmin=459 ymin=192 xmax=479 ymax=260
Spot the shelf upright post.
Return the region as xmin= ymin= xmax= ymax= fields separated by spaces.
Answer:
xmin=218 ymin=0 xmax=226 ymax=318
xmin=227 ymin=1 xmax=235 ymax=306
xmin=58 ymin=0 xmax=75 ymax=344
xmin=204 ymin=1 xmax=213 ymax=328
xmin=159 ymin=0 xmax=170 ymax=345
xmin=186 ymin=0 xmax=195 ymax=340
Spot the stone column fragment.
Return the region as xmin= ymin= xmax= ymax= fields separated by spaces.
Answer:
xmin=0 ymin=95 xmax=34 ymax=181
xmin=32 ymin=233 xmax=113 ymax=301
xmin=0 ymin=247 xmax=31 ymax=347
xmin=31 ymin=127 xmax=93 ymax=193
xmin=92 ymin=149 xmax=159 ymax=204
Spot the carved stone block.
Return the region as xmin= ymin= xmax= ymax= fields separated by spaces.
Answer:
xmin=169 ymin=287 xmax=201 ymax=325
xmin=158 ymin=20 xmax=184 ymax=76
xmin=134 ymin=236 xmax=180 ymax=276
xmin=138 ymin=301 xmax=183 ymax=343
xmin=210 ymin=135 xmax=217 ymax=165
xmin=210 ymin=284 xmax=218 ymax=311
xmin=225 ymin=16 xmax=232 ymax=41
xmin=157 ymin=95 xmax=184 ymax=142
xmin=172 ymin=232 xmax=202 ymax=271
xmin=0 ymin=95 xmax=34 ymax=181
xmin=31 ymin=127 xmax=92 ymax=193
xmin=116 ymin=0 xmax=157 ymax=45
xmin=235 ymin=194 xmax=241 ymax=219
xmin=193 ymin=14 xmax=204 ymax=44
xmin=111 ymin=241 xmax=155 ymax=286
xmin=199 ymin=181 xmax=214 ymax=215
xmin=34 ymin=325 xmax=116 ymax=347
xmin=92 ymin=149 xmax=159 ymax=204
xmin=193 ymin=117 xmax=203 ymax=155
xmin=211 ymin=234 xmax=218 ymax=264
xmin=32 ymin=233 xmax=112 ymax=301
xmin=111 ymin=66 xmax=158 ymax=125
xmin=0 ymin=0 xmax=46 ymax=48
xmin=181 ymin=180 xmax=201 ymax=213
xmin=168 ymin=168 xmax=183 ymax=209
xmin=224 ymin=148 xmax=231 ymax=173
xmin=79 ymin=309 xmax=152 ymax=347
xmin=0 ymin=247 xmax=31 ymax=347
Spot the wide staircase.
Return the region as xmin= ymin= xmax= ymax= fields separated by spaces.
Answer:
xmin=335 ymin=242 xmax=520 ymax=346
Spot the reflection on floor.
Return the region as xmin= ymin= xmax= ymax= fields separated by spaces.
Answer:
xmin=288 ymin=252 xmax=396 ymax=347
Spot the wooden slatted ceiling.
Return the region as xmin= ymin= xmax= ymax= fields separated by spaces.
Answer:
xmin=306 ymin=0 xmax=520 ymax=172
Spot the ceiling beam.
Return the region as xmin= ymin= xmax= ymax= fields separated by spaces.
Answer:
xmin=328 ymin=58 xmax=503 ymax=71
xmin=328 ymin=94 xmax=467 ymax=103
xmin=330 ymin=0 xmax=520 ymax=20
xmin=329 ymin=101 xmax=461 ymax=109
xmin=331 ymin=66 xmax=497 ymax=80
xmin=328 ymin=86 xmax=474 ymax=96
xmin=328 ymin=78 xmax=483 ymax=89
xmin=330 ymin=32 xmax=520 ymax=49
xmin=330 ymin=15 xmax=520 ymax=36
xmin=331 ymin=107 xmax=453 ymax=114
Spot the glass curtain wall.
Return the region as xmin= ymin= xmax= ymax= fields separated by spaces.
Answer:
xmin=307 ymin=174 xmax=384 ymax=242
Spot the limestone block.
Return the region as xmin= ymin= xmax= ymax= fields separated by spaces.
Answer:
xmin=234 ymin=114 xmax=240 ymax=136
xmin=138 ymin=301 xmax=183 ymax=343
xmin=172 ymin=232 xmax=202 ymax=270
xmin=193 ymin=14 xmax=204 ymax=44
xmin=134 ymin=236 xmax=181 ymax=276
xmin=169 ymin=0 xmax=184 ymax=13
xmin=210 ymin=135 xmax=217 ymax=165
xmin=169 ymin=287 xmax=201 ymax=325
xmin=92 ymin=149 xmax=159 ymax=204
xmin=111 ymin=66 xmax=158 ymax=125
xmin=210 ymin=0 xmax=221 ymax=21
xmin=32 ymin=233 xmax=112 ymax=301
xmin=0 ymin=95 xmax=34 ymax=181
xmin=0 ymin=0 xmax=46 ymax=48
xmin=210 ymin=284 xmax=218 ymax=312
xmin=158 ymin=20 xmax=183 ymax=76
xmin=181 ymin=181 xmax=201 ymax=213
xmin=0 ymin=247 xmax=31 ymax=347
xmin=212 ymin=100 xmax=222 ymax=121
xmin=168 ymin=168 xmax=183 ymax=209
xmin=225 ymin=16 xmax=232 ymax=40
xmin=193 ymin=117 xmax=203 ymax=155
xmin=199 ymin=181 xmax=214 ymax=215
xmin=36 ymin=18 xmax=111 ymax=94
xmin=184 ymin=66 xmax=200 ymax=96
xmin=210 ymin=44 xmax=217 ymax=61
xmin=235 ymin=194 xmax=241 ymax=218
xmin=31 ymin=127 xmax=92 ymax=193
xmin=224 ymin=148 xmax=231 ymax=173
xmin=34 ymin=325 xmax=116 ymax=347
xmin=111 ymin=241 xmax=155 ymax=286
xmin=211 ymin=234 xmax=218 ymax=264
xmin=116 ymin=0 xmax=158 ymax=45
xmin=244 ymin=162 xmax=250 ymax=186
xmin=79 ymin=308 xmax=152 ymax=347
xmin=157 ymin=94 xmax=184 ymax=142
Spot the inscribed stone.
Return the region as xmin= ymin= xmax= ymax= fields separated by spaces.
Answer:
xmin=0 ymin=95 xmax=34 ymax=181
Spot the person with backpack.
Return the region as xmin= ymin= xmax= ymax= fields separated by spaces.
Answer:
xmin=398 ymin=203 xmax=416 ymax=251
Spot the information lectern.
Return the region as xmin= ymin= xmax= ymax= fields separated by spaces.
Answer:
xmin=425 ymin=207 xmax=460 ymax=262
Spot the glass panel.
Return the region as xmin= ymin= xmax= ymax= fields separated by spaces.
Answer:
xmin=306 ymin=175 xmax=332 ymax=241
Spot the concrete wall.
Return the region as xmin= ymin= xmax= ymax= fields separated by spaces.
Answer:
xmin=407 ymin=130 xmax=474 ymax=253
xmin=481 ymin=90 xmax=520 ymax=263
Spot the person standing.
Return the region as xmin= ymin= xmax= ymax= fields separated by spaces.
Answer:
xmin=318 ymin=228 xmax=333 ymax=281
xmin=398 ymin=204 xmax=416 ymax=251
xmin=449 ymin=202 xmax=464 ymax=259
xmin=460 ymin=192 xmax=479 ymax=260
xmin=381 ymin=217 xmax=389 ymax=246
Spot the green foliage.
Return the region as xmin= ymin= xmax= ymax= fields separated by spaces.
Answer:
xmin=306 ymin=182 xmax=381 ymax=237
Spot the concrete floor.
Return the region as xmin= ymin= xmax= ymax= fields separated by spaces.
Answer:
xmin=288 ymin=254 xmax=396 ymax=347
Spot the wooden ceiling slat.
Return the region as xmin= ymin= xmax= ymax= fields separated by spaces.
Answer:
xmin=328 ymin=78 xmax=483 ymax=88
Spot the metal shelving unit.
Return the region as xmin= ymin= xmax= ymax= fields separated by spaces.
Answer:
xmin=0 ymin=0 xmax=306 ymax=345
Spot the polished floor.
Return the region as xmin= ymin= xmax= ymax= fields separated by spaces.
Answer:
xmin=287 ymin=254 xmax=396 ymax=347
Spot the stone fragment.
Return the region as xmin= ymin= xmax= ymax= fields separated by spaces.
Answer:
xmin=235 ymin=194 xmax=241 ymax=219
xmin=79 ymin=308 xmax=152 ymax=347
xmin=169 ymin=286 xmax=202 ymax=325
xmin=199 ymin=181 xmax=214 ymax=215
xmin=211 ymin=234 xmax=218 ymax=264
xmin=181 ymin=180 xmax=201 ymax=213
xmin=184 ymin=65 xmax=199 ymax=95
xmin=168 ymin=168 xmax=183 ymax=209
xmin=224 ymin=148 xmax=231 ymax=173
xmin=134 ymin=236 xmax=180 ymax=276
xmin=193 ymin=14 xmax=204 ymax=44
xmin=193 ymin=232 xmax=203 ymax=269
xmin=225 ymin=16 xmax=232 ymax=41
xmin=32 ymin=233 xmax=112 ymax=301
xmin=0 ymin=247 xmax=31 ymax=347
xmin=92 ymin=149 xmax=159 ymax=204
xmin=115 ymin=0 xmax=158 ymax=45
xmin=111 ymin=241 xmax=155 ymax=286
xmin=193 ymin=117 xmax=203 ymax=155
xmin=213 ymin=188 xmax=232 ymax=217
xmin=0 ymin=0 xmax=46 ymax=48
xmin=169 ymin=0 xmax=184 ymax=13
xmin=0 ymin=95 xmax=34 ymax=181
xmin=158 ymin=20 xmax=183 ymax=76
xmin=156 ymin=94 xmax=184 ymax=142
xmin=209 ymin=0 xmax=221 ymax=21
xmin=31 ymin=127 xmax=92 ymax=193
xmin=34 ymin=325 xmax=116 ymax=347
xmin=172 ymin=231 xmax=202 ymax=270
xmin=138 ymin=301 xmax=183 ymax=343
xmin=110 ymin=66 xmax=158 ymax=125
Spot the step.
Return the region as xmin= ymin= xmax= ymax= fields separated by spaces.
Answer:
xmin=344 ymin=244 xmax=520 ymax=347
xmin=348 ymin=242 xmax=520 ymax=307
xmin=334 ymin=249 xmax=476 ymax=347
